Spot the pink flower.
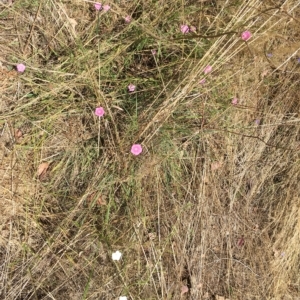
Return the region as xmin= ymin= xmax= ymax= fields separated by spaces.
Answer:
xmin=241 ymin=30 xmax=251 ymax=41
xmin=180 ymin=25 xmax=189 ymax=34
xmin=128 ymin=83 xmax=136 ymax=92
xmin=124 ymin=15 xmax=131 ymax=23
xmin=103 ymin=4 xmax=110 ymax=11
xmin=131 ymin=144 xmax=142 ymax=156
xmin=204 ymin=65 xmax=212 ymax=74
xmin=95 ymin=107 xmax=105 ymax=117
xmin=199 ymin=78 xmax=206 ymax=84
xmin=190 ymin=26 xmax=196 ymax=33
xmin=16 ymin=63 xmax=26 ymax=73
xmin=94 ymin=2 xmax=102 ymax=10
xmin=151 ymin=49 xmax=157 ymax=55
xmin=231 ymin=98 xmax=238 ymax=105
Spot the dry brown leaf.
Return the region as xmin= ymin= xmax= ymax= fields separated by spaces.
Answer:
xmin=87 ymin=192 xmax=95 ymax=201
xmin=14 ymin=129 xmax=23 ymax=139
xmin=112 ymin=105 xmax=124 ymax=111
xmin=37 ymin=162 xmax=49 ymax=178
xmin=216 ymin=296 xmax=230 ymax=300
xmin=97 ymin=196 xmax=107 ymax=206
xmin=261 ymin=69 xmax=269 ymax=78
xmin=68 ymin=17 xmax=78 ymax=37
xmin=0 ymin=0 xmax=13 ymax=5
xmin=87 ymin=192 xmax=107 ymax=206
xmin=181 ymin=285 xmax=189 ymax=295
xmin=196 ymin=282 xmax=203 ymax=289
xmin=211 ymin=161 xmax=223 ymax=171
xmin=237 ymin=236 xmax=245 ymax=247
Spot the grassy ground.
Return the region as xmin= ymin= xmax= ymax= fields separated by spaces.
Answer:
xmin=1 ymin=0 xmax=300 ymax=299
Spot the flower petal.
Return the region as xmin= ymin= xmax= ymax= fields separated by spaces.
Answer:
xmin=95 ymin=107 xmax=105 ymax=117
xmin=112 ymin=250 xmax=122 ymax=261
xmin=131 ymin=144 xmax=142 ymax=156
xmin=16 ymin=63 xmax=26 ymax=73
xmin=241 ymin=30 xmax=251 ymax=41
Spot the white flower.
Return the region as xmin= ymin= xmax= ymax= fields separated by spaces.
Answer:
xmin=119 ymin=297 xmax=127 ymax=300
xmin=112 ymin=250 xmax=122 ymax=261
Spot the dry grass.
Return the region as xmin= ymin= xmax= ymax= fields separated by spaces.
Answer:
xmin=0 ymin=0 xmax=300 ymax=299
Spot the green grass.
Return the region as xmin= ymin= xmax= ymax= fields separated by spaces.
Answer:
xmin=0 ymin=0 xmax=300 ymax=299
